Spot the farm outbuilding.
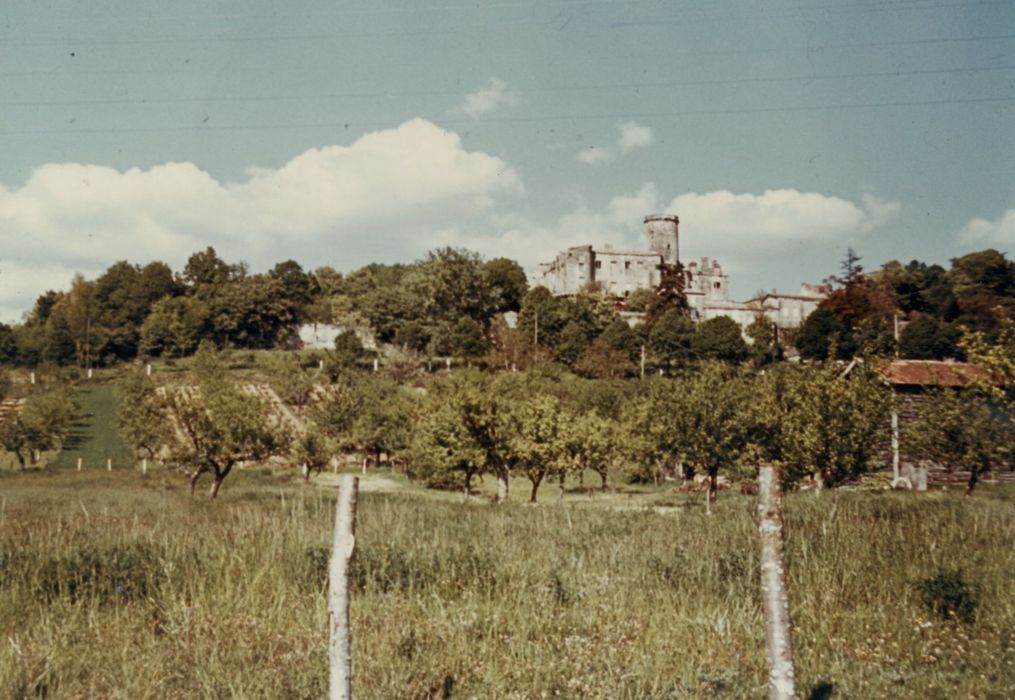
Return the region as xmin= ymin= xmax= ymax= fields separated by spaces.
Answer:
xmin=878 ymin=359 xmax=1013 ymax=489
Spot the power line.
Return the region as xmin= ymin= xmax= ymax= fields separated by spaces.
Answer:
xmin=2 ymin=64 xmax=1012 ymax=108
xmin=2 ymin=94 xmax=1011 ymax=137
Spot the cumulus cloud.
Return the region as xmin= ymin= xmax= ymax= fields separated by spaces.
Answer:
xmin=958 ymin=207 xmax=1015 ymax=244
xmin=576 ymin=121 xmax=654 ymax=165
xmin=618 ymin=121 xmax=653 ymax=153
xmin=667 ymin=189 xmax=899 ymax=250
xmin=454 ymin=78 xmax=518 ymax=119
xmin=0 ymin=118 xmax=521 ymax=321
xmin=576 ymin=147 xmax=614 ymax=165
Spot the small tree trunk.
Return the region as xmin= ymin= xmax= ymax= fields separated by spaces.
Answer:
xmin=709 ymin=470 xmax=718 ymax=510
xmin=495 ymin=469 xmax=509 ymax=503
xmin=599 ymin=468 xmax=608 ymax=492
xmin=189 ymin=470 xmax=202 ymax=495
xmin=529 ymin=473 xmax=543 ymax=503
xmin=966 ymin=467 xmax=979 ymax=496
xmin=209 ymin=476 xmax=224 ymax=499
xmin=757 ymin=465 xmax=796 ymax=700
xmin=463 ymin=470 xmax=473 ymax=500
xmin=361 ymin=455 xmax=367 ymax=475
xmin=303 ymin=463 xmax=311 ymax=482
xmin=558 ymin=472 xmax=566 ymax=504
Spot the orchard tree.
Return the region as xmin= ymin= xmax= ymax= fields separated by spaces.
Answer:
xmin=164 ymin=345 xmax=288 ymax=498
xmin=117 ymin=370 xmax=165 ymax=468
xmin=348 ymin=376 xmax=414 ymax=468
xmin=776 ymin=363 xmax=889 ymax=489
xmin=291 ymin=427 xmax=332 ymax=481
xmin=508 ymin=392 xmax=569 ymax=503
xmin=0 ymin=388 xmax=78 ymax=469
xmin=906 ymin=387 xmax=1011 ymax=494
xmin=669 ymin=363 xmax=751 ymax=513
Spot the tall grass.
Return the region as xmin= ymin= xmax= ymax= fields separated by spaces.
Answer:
xmin=1 ymin=469 xmax=1013 ymax=698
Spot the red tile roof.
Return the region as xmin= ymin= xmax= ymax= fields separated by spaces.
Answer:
xmin=879 ymin=360 xmax=995 ymax=387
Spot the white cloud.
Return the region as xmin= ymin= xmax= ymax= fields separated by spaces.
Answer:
xmin=667 ymin=189 xmax=899 ymax=251
xmin=959 ymin=207 xmax=1015 ymax=244
xmin=454 ymin=78 xmax=518 ymax=119
xmin=0 ymin=118 xmax=522 ymax=322
xmin=618 ymin=121 xmax=653 ymax=154
xmin=576 ymin=146 xmax=614 ymax=165
xmin=576 ymin=121 xmax=654 ymax=165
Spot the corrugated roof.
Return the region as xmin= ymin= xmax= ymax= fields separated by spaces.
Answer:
xmin=879 ymin=360 xmax=995 ymax=387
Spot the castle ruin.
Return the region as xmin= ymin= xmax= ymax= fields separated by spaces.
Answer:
xmin=535 ymin=214 xmax=825 ymax=330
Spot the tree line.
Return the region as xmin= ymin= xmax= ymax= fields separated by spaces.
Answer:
xmin=1 ymin=246 xmax=1012 ymax=373
xmin=106 ymin=339 xmax=1012 ymax=501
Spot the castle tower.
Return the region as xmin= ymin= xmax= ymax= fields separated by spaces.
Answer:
xmin=644 ymin=215 xmax=679 ymax=265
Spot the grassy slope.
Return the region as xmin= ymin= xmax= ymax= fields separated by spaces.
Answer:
xmin=53 ymin=382 xmax=132 ymax=469
xmin=0 ymin=468 xmax=1013 ymax=699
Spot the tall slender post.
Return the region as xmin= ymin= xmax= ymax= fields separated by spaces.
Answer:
xmin=891 ymin=410 xmax=901 ymax=484
xmin=640 ymin=344 xmax=646 ymax=380
xmin=329 ymin=475 xmax=359 ymax=700
xmin=757 ymin=466 xmax=796 ymax=700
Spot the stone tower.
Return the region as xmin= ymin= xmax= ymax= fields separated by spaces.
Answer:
xmin=644 ymin=215 xmax=679 ymax=265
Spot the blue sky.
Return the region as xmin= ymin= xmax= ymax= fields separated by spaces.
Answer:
xmin=1 ymin=0 xmax=1013 ymax=321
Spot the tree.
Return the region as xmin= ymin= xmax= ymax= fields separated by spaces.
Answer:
xmin=573 ymin=340 xmax=636 ymax=379
xmin=116 ymin=370 xmax=165 ymax=466
xmin=561 ymin=410 xmax=617 ymax=491
xmin=648 ymin=309 xmax=695 ymax=370
xmin=139 ymin=296 xmax=210 ymax=357
xmin=348 ymin=376 xmax=413 ymax=468
xmin=182 ymin=246 xmax=237 ymax=287
xmin=291 ymin=427 xmax=332 ymax=481
xmin=796 ymin=308 xmax=854 ymax=360
xmin=332 ymin=330 xmax=366 ymax=370
xmin=201 ymin=276 xmax=298 ymax=349
xmin=410 ymin=374 xmax=491 ymax=493
xmin=507 ymin=393 xmax=569 ymax=503
xmin=906 ymin=387 xmax=1011 ymax=495
xmin=484 ymin=257 xmax=528 ymax=313
xmin=163 ymin=345 xmax=288 ymax=498
xmin=745 ymin=315 xmax=782 ymax=366
xmin=899 ymin=315 xmax=960 ymax=360
xmin=773 ymin=363 xmax=889 ymax=489
xmin=669 ymin=364 xmax=751 ymax=512
xmin=645 ymin=262 xmax=689 ymax=327
xmin=0 ymin=388 xmax=78 ymax=469
xmin=693 ymin=316 xmax=749 ymax=363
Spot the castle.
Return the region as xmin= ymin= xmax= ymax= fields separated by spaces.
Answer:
xmin=535 ymin=214 xmax=825 ymax=330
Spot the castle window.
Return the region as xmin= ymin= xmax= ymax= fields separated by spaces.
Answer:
xmin=714 ymin=282 xmax=721 ymax=290
xmin=594 ymin=261 xmax=602 ymax=269
xmin=625 ymin=261 xmax=631 ymax=270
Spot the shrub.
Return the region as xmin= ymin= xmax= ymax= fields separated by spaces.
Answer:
xmin=917 ymin=568 xmax=978 ymax=623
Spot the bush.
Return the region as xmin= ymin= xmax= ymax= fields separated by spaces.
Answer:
xmin=917 ymin=568 xmax=978 ymax=623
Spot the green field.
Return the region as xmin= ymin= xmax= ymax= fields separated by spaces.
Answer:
xmin=51 ymin=383 xmax=133 ymax=470
xmin=0 ymin=466 xmax=1013 ymax=699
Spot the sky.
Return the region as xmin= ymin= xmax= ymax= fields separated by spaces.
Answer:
xmin=1 ymin=0 xmax=1013 ymax=322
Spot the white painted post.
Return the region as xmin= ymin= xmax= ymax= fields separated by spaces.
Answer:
xmin=87 ymin=368 xmax=93 ymax=379
xmin=372 ymin=358 xmax=379 ymax=373
xmin=76 ymin=457 xmax=82 ymax=471
xmin=916 ymin=464 xmax=928 ymax=492
xmin=757 ymin=466 xmax=796 ymax=700
xmin=445 ymin=357 xmax=451 ymax=370
xmin=146 ymin=363 xmax=152 ymax=376
xmin=30 ymin=372 xmax=35 ymax=385
xmin=319 ymin=359 xmax=325 ymax=370
xmin=107 ymin=458 xmax=112 ymax=471
xmin=891 ymin=410 xmax=901 ymax=485
xmin=142 ymin=457 xmax=148 ymax=475
xmin=329 ymin=475 xmax=359 ymax=700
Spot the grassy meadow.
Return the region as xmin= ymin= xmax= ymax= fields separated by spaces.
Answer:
xmin=1 ymin=465 xmax=1013 ymax=699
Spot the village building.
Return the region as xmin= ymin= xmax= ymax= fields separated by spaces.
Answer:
xmin=535 ymin=214 xmax=825 ymax=330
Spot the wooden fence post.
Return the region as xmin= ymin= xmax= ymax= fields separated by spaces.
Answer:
xmin=329 ymin=475 xmax=359 ymax=700
xmin=757 ymin=465 xmax=796 ymax=700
